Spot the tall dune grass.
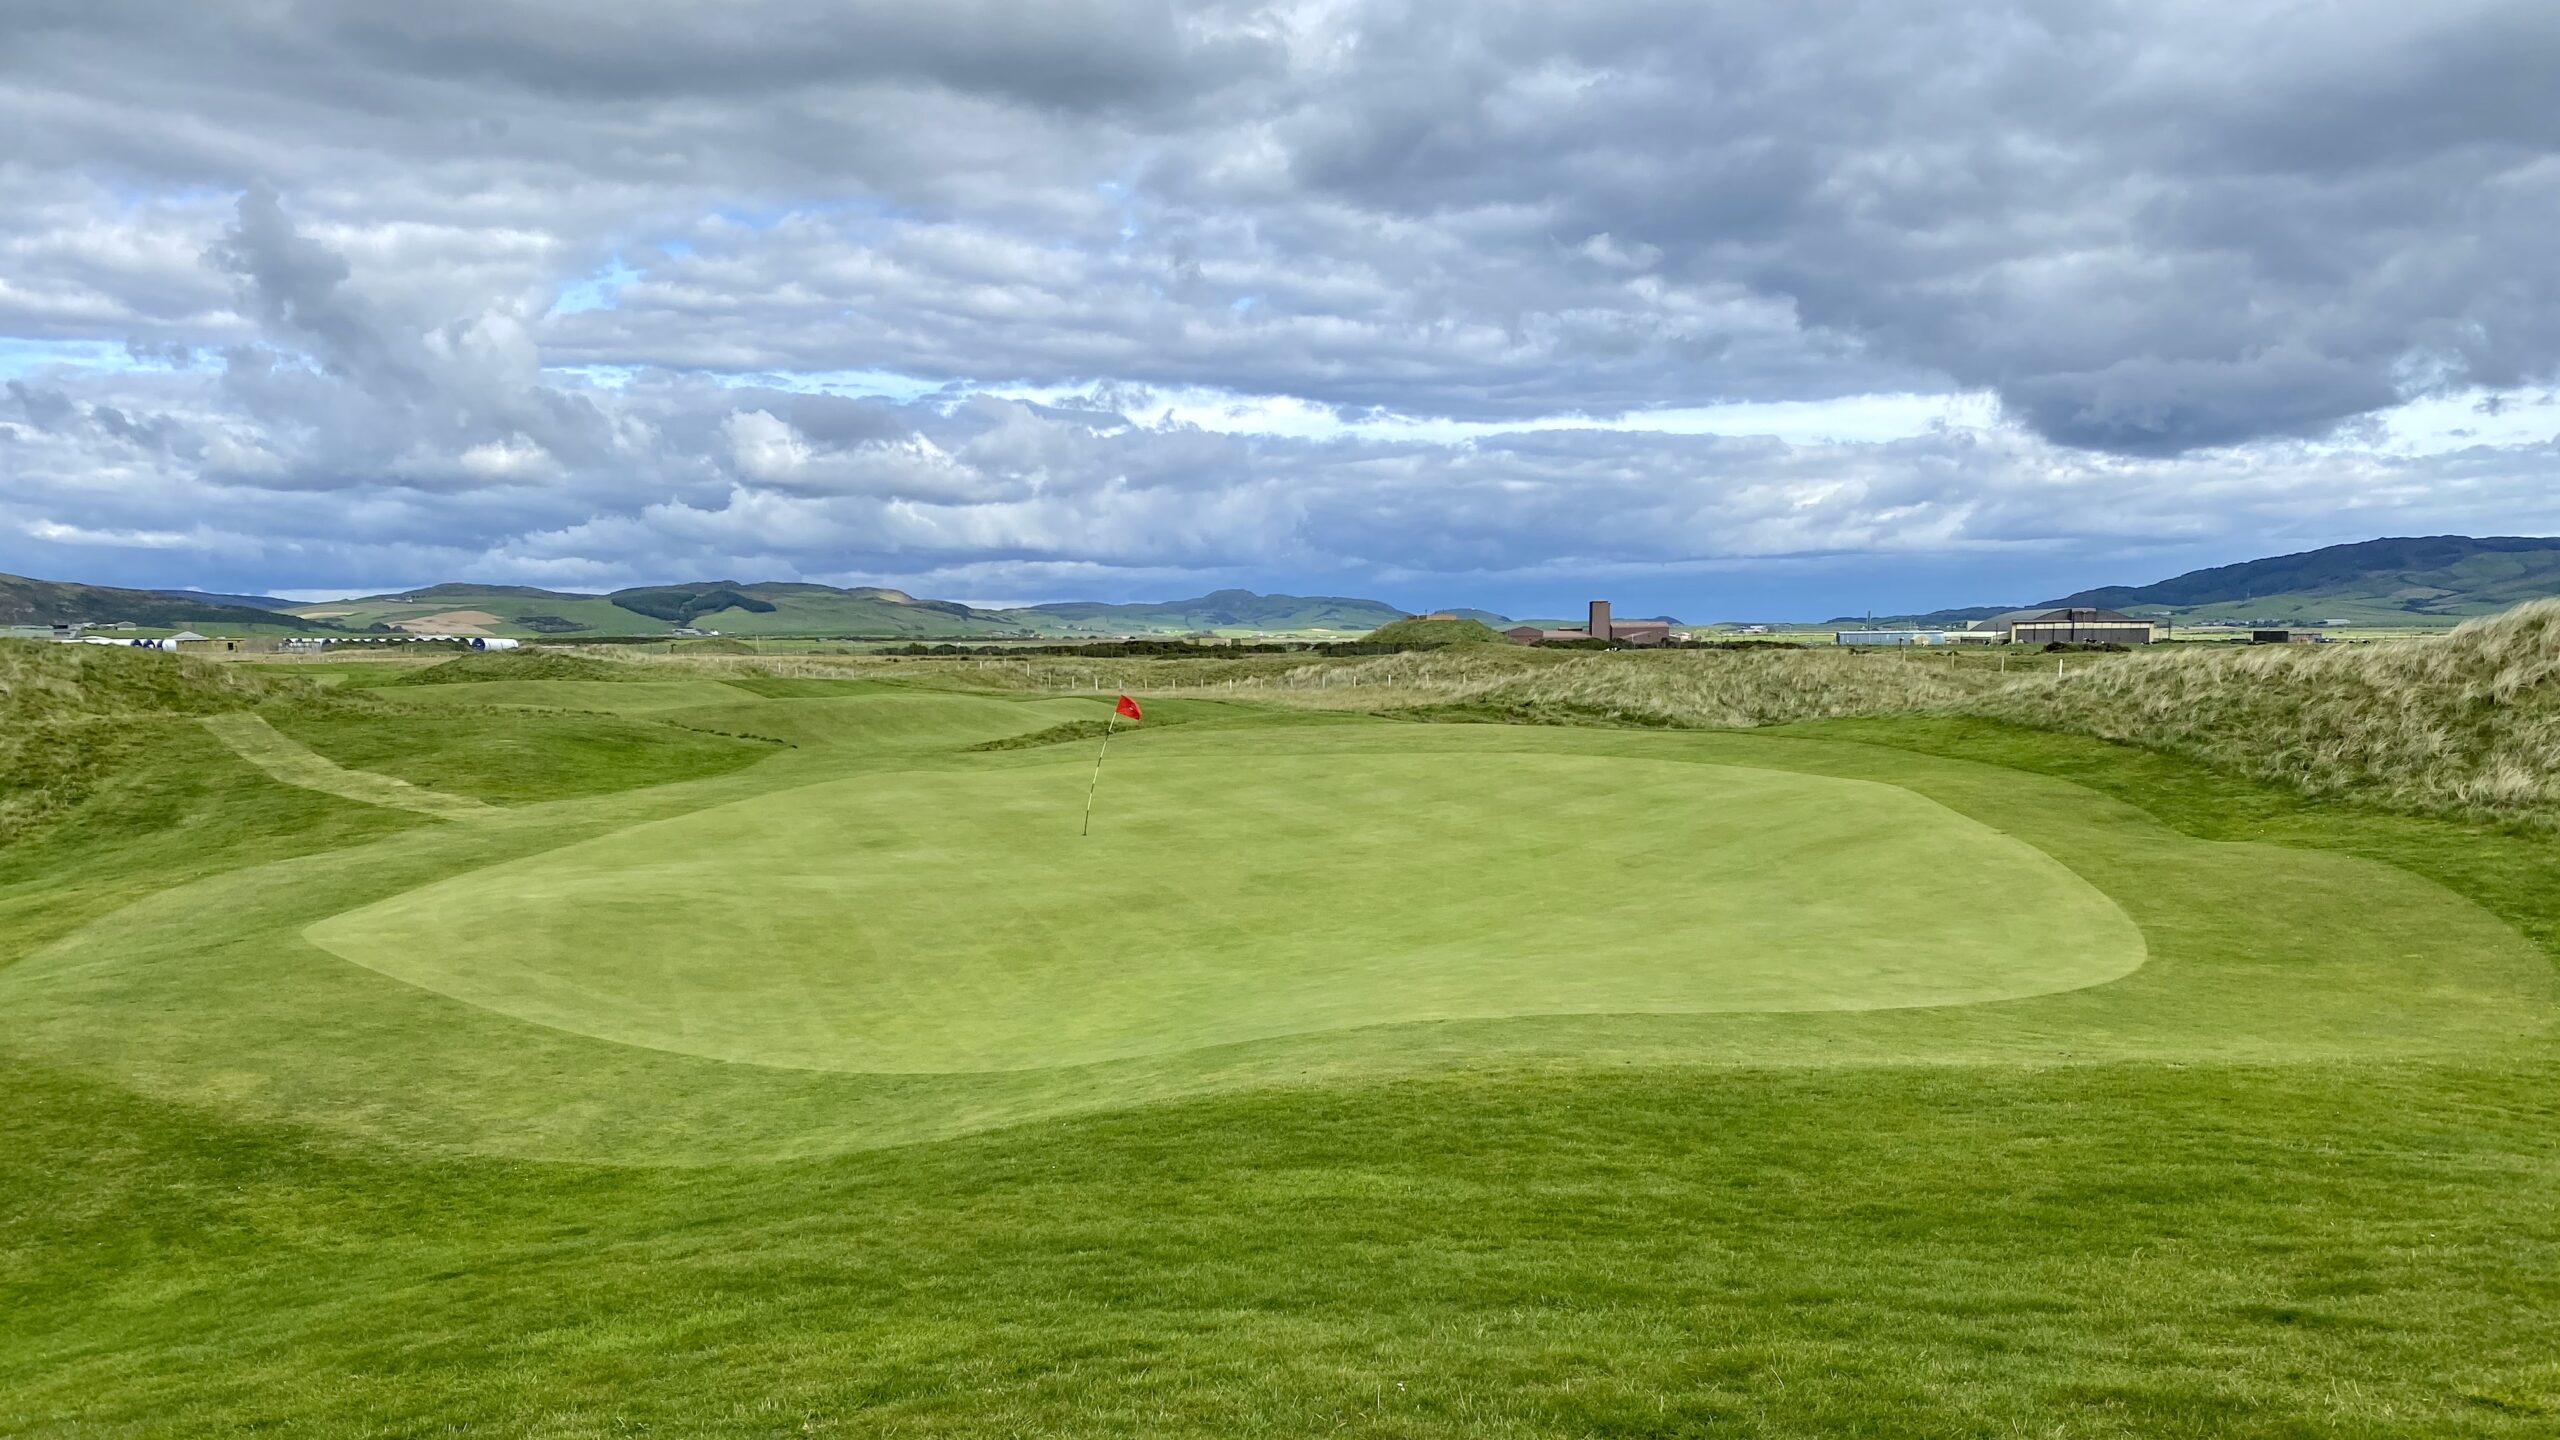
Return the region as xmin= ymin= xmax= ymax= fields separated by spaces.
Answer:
xmin=0 ymin=641 xmax=284 ymax=843
xmin=1980 ymin=600 xmax=2560 ymax=819
xmin=775 ymin=643 xmax=2006 ymax=728
xmin=1317 ymin=646 xmax=2002 ymax=727
xmin=564 ymin=611 xmax=2560 ymax=823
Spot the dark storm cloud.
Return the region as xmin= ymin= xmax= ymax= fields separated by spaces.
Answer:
xmin=4 ymin=0 xmax=2550 ymax=448
xmin=1220 ymin=0 xmax=2560 ymax=449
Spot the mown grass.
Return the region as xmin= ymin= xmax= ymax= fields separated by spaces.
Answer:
xmin=305 ymin=745 xmax=2145 ymax=1073
xmin=262 ymin=702 xmax=776 ymax=806
xmin=5 ymin=1043 xmax=2557 ymax=1435
xmin=7 ymin=646 xmax=2560 ymax=1434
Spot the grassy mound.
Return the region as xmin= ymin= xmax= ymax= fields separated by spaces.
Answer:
xmin=669 ymin=637 xmax=757 ymax=655
xmin=1357 ymin=646 xmax=1999 ymax=727
xmin=1364 ymin=616 xmax=1507 ymax=645
xmin=0 ymin=641 xmax=285 ymax=844
xmin=899 ymin=644 xmax=2000 ymax=727
xmin=386 ymin=649 xmax=637 ymax=686
xmin=0 ymin=637 xmax=275 ymax=723
xmin=1981 ymin=599 xmax=2560 ymax=819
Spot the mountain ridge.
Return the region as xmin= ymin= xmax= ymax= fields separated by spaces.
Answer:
xmin=0 ymin=573 xmax=332 ymax=631
xmin=2042 ymin=535 xmax=2560 ymax=622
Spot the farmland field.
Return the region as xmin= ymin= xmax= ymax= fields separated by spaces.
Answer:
xmin=5 ymin=644 xmax=2560 ymax=1434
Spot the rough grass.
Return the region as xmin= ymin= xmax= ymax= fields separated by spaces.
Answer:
xmin=862 ymin=643 xmax=2002 ymax=729
xmin=386 ymin=648 xmax=642 ymax=685
xmin=838 ymin=606 xmax=2560 ymax=824
xmin=0 ymin=641 xmax=287 ymax=844
xmin=1353 ymin=644 xmax=1999 ymax=727
xmin=0 ymin=637 xmax=279 ymax=723
xmin=1980 ymin=600 xmax=2560 ymax=820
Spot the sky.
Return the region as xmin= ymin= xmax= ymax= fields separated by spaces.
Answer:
xmin=2 ymin=1 xmax=2557 ymax=620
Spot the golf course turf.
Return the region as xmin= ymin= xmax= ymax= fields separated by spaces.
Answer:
xmin=310 ymin=752 xmax=2146 ymax=1072
xmin=6 ymin=659 xmax=2559 ymax=1433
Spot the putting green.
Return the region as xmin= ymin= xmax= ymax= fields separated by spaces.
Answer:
xmin=307 ymin=751 xmax=2145 ymax=1072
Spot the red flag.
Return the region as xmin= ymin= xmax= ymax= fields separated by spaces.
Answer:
xmin=1115 ymin=694 xmax=1143 ymax=721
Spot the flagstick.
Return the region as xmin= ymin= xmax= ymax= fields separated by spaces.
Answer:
xmin=1081 ymin=709 xmax=1117 ymax=837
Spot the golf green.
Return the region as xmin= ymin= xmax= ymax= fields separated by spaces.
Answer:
xmin=306 ymin=752 xmax=2145 ymax=1072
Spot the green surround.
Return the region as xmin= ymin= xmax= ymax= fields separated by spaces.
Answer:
xmin=3 ymin=694 xmax=2547 ymax=1164
xmin=305 ymin=754 xmax=2145 ymax=1073
xmin=10 ymin=673 xmax=2560 ymax=1434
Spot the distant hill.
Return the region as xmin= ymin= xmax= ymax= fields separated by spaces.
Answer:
xmin=291 ymin=581 xmax=1033 ymax=638
xmin=357 ymin=583 xmax=596 ymax=602
xmin=1822 ymin=605 xmax=2018 ymax=628
xmin=1 ymin=573 xmax=332 ymax=631
xmin=147 ymin=588 xmax=302 ymax=611
xmin=1008 ymin=589 xmax=1410 ymax=633
xmin=2047 ymin=536 xmax=2560 ymax=624
xmin=276 ymin=580 xmax=1454 ymax=638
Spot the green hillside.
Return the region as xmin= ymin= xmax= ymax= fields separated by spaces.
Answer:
xmin=2051 ymin=535 xmax=2560 ymax=624
xmin=291 ymin=583 xmax=1033 ymax=639
xmin=146 ymin=588 xmax=301 ymax=611
xmin=358 ymin=583 xmax=596 ymax=602
xmin=1823 ymin=605 xmax=2018 ymax=627
xmin=291 ymin=583 xmax=1439 ymax=638
xmin=1 ymin=573 xmax=333 ymax=631
xmin=1010 ymin=588 xmax=1411 ymax=633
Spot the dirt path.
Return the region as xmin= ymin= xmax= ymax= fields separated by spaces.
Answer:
xmin=201 ymin=713 xmax=500 ymax=820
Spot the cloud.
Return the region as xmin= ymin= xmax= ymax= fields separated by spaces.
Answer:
xmin=2 ymin=2 xmax=2558 ymax=608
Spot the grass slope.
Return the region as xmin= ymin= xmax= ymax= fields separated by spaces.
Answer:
xmin=202 ymin=713 xmax=502 ymax=820
xmin=1008 ymin=587 xmax=1409 ymax=633
xmin=0 ymin=640 xmax=288 ymax=843
xmin=1983 ymin=599 xmax=2560 ymax=819
xmin=1365 ymin=616 xmax=1508 ymax=645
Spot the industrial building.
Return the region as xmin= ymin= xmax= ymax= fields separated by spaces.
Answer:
xmin=1970 ymin=607 xmax=2160 ymax=645
xmin=1504 ymin=601 xmax=1672 ymax=647
xmin=1834 ymin=629 xmax=1950 ymax=646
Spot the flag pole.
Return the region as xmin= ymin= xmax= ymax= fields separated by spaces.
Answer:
xmin=1081 ymin=709 xmax=1116 ymax=837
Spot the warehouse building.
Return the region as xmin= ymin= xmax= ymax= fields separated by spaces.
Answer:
xmin=1834 ymin=629 xmax=1954 ymax=646
xmin=1970 ymin=607 xmax=2159 ymax=645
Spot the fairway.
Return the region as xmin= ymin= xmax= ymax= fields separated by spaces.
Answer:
xmin=307 ymin=753 xmax=2144 ymax=1071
